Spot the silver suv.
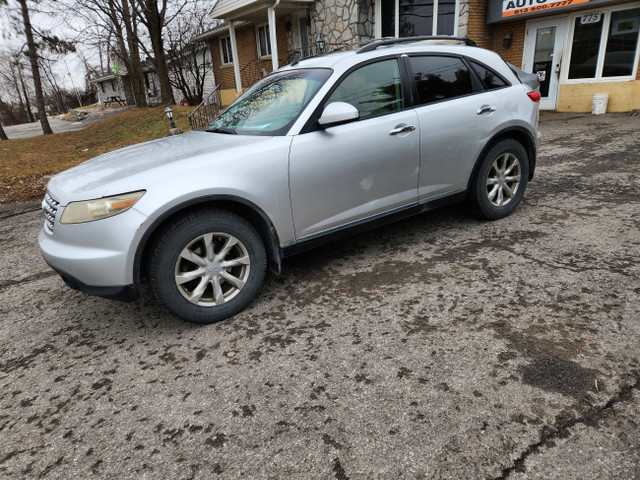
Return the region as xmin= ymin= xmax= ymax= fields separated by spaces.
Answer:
xmin=39 ymin=37 xmax=540 ymax=324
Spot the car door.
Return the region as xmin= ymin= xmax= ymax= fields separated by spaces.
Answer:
xmin=289 ymin=58 xmax=420 ymax=240
xmin=406 ymin=55 xmax=509 ymax=201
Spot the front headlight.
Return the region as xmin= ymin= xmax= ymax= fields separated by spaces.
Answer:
xmin=60 ymin=190 xmax=146 ymax=224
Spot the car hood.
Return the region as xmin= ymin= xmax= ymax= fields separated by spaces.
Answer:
xmin=47 ymin=131 xmax=269 ymax=204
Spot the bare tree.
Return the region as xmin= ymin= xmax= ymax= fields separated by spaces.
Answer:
xmin=0 ymin=58 xmax=24 ymax=125
xmin=134 ymin=0 xmax=178 ymax=105
xmin=165 ymin=1 xmax=216 ymax=105
xmin=62 ymin=0 xmax=147 ymax=107
xmin=14 ymin=0 xmax=53 ymax=134
xmin=0 ymin=94 xmax=8 ymax=139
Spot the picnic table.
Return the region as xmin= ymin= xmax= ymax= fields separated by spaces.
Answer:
xmin=103 ymin=96 xmax=126 ymax=107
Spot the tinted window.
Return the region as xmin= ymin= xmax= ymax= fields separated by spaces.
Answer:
xmin=326 ymin=59 xmax=403 ymax=120
xmin=409 ymin=56 xmax=473 ymax=105
xmin=603 ymin=8 xmax=640 ymax=77
xmin=568 ymin=15 xmax=603 ymax=79
xmin=469 ymin=60 xmax=509 ymax=90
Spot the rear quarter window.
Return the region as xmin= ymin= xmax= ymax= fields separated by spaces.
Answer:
xmin=468 ymin=60 xmax=510 ymax=90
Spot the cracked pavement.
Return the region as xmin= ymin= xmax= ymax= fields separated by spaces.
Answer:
xmin=1 ymin=113 xmax=639 ymax=479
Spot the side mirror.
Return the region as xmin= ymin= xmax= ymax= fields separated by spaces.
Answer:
xmin=318 ymin=102 xmax=359 ymax=128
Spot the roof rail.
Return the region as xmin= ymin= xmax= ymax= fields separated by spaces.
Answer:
xmin=357 ymin=36 xmax=477 ymax=54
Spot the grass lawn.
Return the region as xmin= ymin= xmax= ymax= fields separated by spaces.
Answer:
xmin=0 ymin=106 xmax=193 ymax=205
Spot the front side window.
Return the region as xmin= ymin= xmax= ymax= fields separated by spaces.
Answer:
xmin=257 ymin=24 xmax=272 ymax=58
xmin=325 ymin=59 xmax=403 ymax=120
xmin=207 ymin=68 xmax=331 ymax=135
xmin=409 ymin=56 xmax=473 ymax=105
xmin=380 ymin=0 xmax=457 ymax=37
xmin=568 ymin=7 xmax=640 ymax=80
xmin=220 ymin=36 xmax=233 ymax=65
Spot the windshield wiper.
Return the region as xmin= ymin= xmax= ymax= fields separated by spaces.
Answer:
xmin=205 ymin=127 xmax=237 ymax=135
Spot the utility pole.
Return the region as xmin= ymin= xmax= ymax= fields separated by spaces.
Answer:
xmin=63 ymin=59 xmax=83 ymax=107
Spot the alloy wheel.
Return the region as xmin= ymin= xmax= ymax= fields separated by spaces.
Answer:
xmin=174 ymin=232 xmax=251 ymax=306
xmin=486 ymin=153 xmax=521 ymax=207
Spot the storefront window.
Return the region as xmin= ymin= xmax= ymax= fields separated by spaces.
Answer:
xmin=568 ymin=7 xmax=640 ymax=80
xmin=380 ymin=0 xmax=457 ymax=37
xmin=568 ymin=14 xmax=603 ymax=79
xmin=437 ymin=0 xmax=456 ymax=35
xmin=603 ymin=8 xmax=640 ymax=77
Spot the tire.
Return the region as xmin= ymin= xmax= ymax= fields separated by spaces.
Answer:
xmin=467 ymin=139 xmax=529 ymax=220
xmin=148 ymin=209 xmax=267 ymax=324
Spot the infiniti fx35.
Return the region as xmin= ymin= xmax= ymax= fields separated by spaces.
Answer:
xmin=39 ymin=37 xmax=540 ymax=324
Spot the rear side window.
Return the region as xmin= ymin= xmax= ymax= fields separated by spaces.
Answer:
xmin=326 ymin=59 xmax=403 ymax=120
xmin=469 ymin=60 xmax=509 ymax=90
xmin=409 ymin=56 xmax=473 ymax=105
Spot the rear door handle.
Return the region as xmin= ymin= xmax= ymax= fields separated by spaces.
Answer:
xmin=477 ymin=105 xmax=497 ymax=115
xmin=389 ymin=124 xmax=416 ymax=135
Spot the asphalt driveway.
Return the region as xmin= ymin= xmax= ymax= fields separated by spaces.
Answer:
xmin=0 ymin=113 xmax=639 ymax=479
xmin=2 ymin=117 xmax=87 ymax=139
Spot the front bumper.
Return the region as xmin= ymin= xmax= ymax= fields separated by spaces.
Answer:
xmin=38 ymin=205 xmax=148 ymax=296
xmin=45 ymin=262 xmax=138 ymax=302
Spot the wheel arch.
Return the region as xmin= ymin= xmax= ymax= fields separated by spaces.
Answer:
xmin=467 ymin=126 xmax=537 ymax=193
xmin=133 ymin=195 xmax=283 ymax=297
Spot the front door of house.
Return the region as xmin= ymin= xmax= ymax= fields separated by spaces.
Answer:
xmin=292 ymin=12 xmax=310 ymax=61
xmin=524 ymin=18 xmax=567 ymax=110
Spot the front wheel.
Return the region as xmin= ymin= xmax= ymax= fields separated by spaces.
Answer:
xmin=148 ymin=209 xmax=267 ymax=324
xmin=467 ymin=139 xmax=529 ymax=220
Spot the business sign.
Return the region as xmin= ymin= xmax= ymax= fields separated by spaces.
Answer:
xmin=502 ymin=0 xmax=589 ymax=18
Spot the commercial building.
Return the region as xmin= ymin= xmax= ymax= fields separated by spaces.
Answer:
xmin=195 ymin=0 xmax=640 ymax=111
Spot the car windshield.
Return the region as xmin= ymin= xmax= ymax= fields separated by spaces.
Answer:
xmin=207 ymin=68 xmax=332 ymax=136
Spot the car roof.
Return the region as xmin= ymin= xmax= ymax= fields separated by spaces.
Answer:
xmin=279 ymin=40 xmax=517 ymax=84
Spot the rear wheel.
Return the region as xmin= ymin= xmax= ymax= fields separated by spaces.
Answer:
xmin=149 ymin=209 xmax=267 ymax=324
xmin=468 ymin=139 xmax=529 ymax=220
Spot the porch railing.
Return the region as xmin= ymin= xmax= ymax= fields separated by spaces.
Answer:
xmin=188 ymin=85 xmax=222 ymax=131
xmin=240 ymin=59 xmax=272 ymax=90
xmin=285 ymin=42 xmax=352 ymax=64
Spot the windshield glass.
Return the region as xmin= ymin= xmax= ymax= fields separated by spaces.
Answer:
xmin=207 ymin=68 xmax=332 ymax=136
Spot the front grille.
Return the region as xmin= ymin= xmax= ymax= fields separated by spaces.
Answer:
xmin=43 ymin=193 xmax=59 ymax=232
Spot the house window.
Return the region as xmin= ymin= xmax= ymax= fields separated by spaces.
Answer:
xmin=257 ymin=24 xmax=272 ymax=58
xmin=220 ymin=36 xmax=233 ymax=65
xmin=378 ymin=0 xmax=458 ymax=37
xmin=568 ymin=7 xmax=640 ymax=80
xmin=100 ymin=82 xmax=106 ymax=93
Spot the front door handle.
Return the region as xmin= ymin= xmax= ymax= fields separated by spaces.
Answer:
xmin=389 ymin=124 xmax=416 ymax=135
xmin=477 ymin=105 xmax=497 ymax=115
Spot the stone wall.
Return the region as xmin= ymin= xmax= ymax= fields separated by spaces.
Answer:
xmin=457 ymin=0 xmax=470 ymax=37
xmin=310 ymin=0 xmax=375 ymax=47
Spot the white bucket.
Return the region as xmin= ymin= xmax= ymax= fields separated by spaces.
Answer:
xmin=592 ymin=93 xmax=609 ymax=115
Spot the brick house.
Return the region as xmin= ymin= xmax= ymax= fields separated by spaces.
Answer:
xmin=197 ymin=0 xmax=640 ymax=111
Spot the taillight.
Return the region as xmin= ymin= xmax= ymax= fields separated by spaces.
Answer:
xmin=527 ymin=91 xmax=541 ymax=102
